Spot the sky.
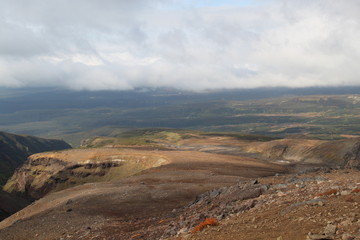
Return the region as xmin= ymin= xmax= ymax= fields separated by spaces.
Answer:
xmin=1 ymin=0 xmax=360 ymax=91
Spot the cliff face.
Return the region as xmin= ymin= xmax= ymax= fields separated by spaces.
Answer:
xmin=0 ymin=131 xmax=71 ymax=186
xmin=3 ymin=148 xmax=168 ymax=200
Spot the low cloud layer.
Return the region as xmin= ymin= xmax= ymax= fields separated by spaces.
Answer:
xmin=1 ymin=0 xmax=360 ymax=91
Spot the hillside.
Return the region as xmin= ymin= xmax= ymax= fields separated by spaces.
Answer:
xmin=0 ymin=131 xmax=71 ymax=186
xmin=80 ymin=129 xmax=360 ymax=169
xmin=3 ymin=148 xmax=170 ymax=199
xmin=0 ymin=190 xmax=30 ymax=222
xmin=169 ymin=169 xmax=360 ymax=240
xmin=1 ymin=130 xmax=360 ymax=239
xmin=0 ymin=146 xmax=285 ymax=239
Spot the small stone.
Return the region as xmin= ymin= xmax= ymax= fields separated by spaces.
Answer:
xmin=177 ymin=228 xmax=187 ymax=235
xmin=340 ymin=219 xmax=352 ymax=227
xmin=324 ymin=224 xmax=337 ymax=235
xmin=277 ymin=236 xmax=283 ymax=240
xmin=307 ymin=232 xmax=333 ymax=240
xmin=277 ymin=191 xmax=286 ymax=197
xmin=318 ymin=201 xmax=325 ymax=206
xmin=340 ymin=190 xmax=351 ymax=196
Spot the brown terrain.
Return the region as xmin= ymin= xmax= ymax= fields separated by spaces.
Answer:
xmin=0 ymin=133 xmax=359 ymax=240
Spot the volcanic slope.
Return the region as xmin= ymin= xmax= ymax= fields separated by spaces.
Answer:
xmin=2 ymin=131 xmax=360 ymax=239
xmin=0 ymin=139 xmax=286 ymax=239
xmin=169 ymin=169 xmax=360 ymax=240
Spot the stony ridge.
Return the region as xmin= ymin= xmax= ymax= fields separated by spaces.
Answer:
xmin=168 ymin=169 xmax=360 ymax=240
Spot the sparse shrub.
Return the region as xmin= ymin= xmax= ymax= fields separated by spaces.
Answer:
xmin=191 ymin=218 xmax=218 ymax=233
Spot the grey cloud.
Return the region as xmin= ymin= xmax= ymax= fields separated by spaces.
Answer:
xmin=1 ymin=0 xmax=360 ymax=91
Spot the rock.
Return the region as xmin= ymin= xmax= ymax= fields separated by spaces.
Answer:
xmin=245 ymin=200 xmax=257 ymax=209
xmin=339 ymin=219 xmax=352 ymax=227
xmin=210 ymin=189 xmax=220 ymax=199
xmin=340 ymin=190 xmax=351 ymax=196
xmin=318 ymin=201 xmax=325 ymax=206
xmin=273 ymin=184 xmax=288 ymax=189
xmin=177 ymin=228 xmax=187 ymax=235
xmin=342 ymin=233 xmax=354 ymax=240
xmin=324 ymin=224 xmax=337 ymax=235
xmin=277 ymin=236 xmax=283 ymax=240
xmin=217 ymin=213 xmax=226 ymax=220
xmin=296 ymin=183 xmax=305 ymax=188
xmin=277 ymin=191 xmax=286 ymax=197
xmin=307 ymin=232 xmax=333 ymax=240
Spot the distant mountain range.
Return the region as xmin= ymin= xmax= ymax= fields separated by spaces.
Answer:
xmin=1 ymin=86 xmax=360 ymax=146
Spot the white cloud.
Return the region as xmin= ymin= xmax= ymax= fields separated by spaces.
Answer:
xmin=1 ymin=0 xmax=360 ymax=91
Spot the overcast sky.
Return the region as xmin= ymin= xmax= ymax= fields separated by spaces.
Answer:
xmin=1 ymin=0 xmax=360 ymax=91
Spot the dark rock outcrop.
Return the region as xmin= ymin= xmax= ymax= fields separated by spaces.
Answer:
xmin=0 ymin=131 xmax=71 ymax=186
xmin=0 ymin=189 xmax=30 ymax=221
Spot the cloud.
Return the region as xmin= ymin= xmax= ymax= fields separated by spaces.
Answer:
xmin=0 ymin=0 xmax=360 ymax=91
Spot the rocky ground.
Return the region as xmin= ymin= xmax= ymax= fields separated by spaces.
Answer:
xmin=166 ymin=169 xmax=360 ymax=240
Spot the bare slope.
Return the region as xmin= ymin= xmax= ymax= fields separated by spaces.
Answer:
xmin=240 ymin=138 xmax=360 ymax=168
xmin=80 ymin=130 xmax=360 ymax=169
xmin=4 ymin=148 xmax=169 ymax=199
xmin=0 ymin=148 xmax=286 ymax=240
xmin=170 ymin=169 xmax=360 ymax=240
